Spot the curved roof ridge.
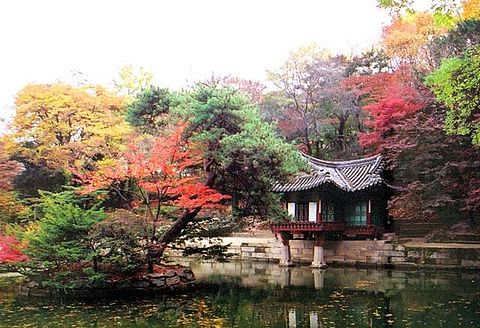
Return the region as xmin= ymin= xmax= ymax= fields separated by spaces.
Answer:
xmin=272 ymin=153 xmax=385 ymax=193
xmin=302 ymin=153 xmax=383 ymax=168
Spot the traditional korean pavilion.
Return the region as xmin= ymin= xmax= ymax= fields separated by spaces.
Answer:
xmin=271 ymin=153 xmax=389 ymax=268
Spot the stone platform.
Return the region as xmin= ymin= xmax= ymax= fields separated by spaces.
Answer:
xmin=167 ymin=232 xmax=480 ymax=270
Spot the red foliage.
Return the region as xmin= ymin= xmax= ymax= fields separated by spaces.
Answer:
xmin=79 ymin=123 xmax=230 ymax=214
xmin=276 ymin=107 xmax=306 ymax=139
xmin=382 ymin=103 xmax=480 ymax=221
xmin=0 ymin=235 xmax=28 ymax=263
xmin=345 ymin=67 xmax=429 ymax=152
xmin=219 ymin=76 xmax=266 ymax=103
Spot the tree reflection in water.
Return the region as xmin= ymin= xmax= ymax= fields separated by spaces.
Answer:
xmin=0 ymin=261 xmax=479 ymax=327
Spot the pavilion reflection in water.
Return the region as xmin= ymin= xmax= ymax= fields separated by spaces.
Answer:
xmin=279 ymin=267 xmax=325 ymax=289
xmin=288 ymin=308 xmax=321 ymax=328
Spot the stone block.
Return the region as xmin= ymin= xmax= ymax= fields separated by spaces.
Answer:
xmin=435 ymin=258 xmax=458 ymax=266
xmin=133 ymin=281 xmax=151 ymax=288
xmin=366 ymin=256 xmax=380 ymax=263
xmin=166 ymin=276 xmax=181 ymax=286
xmin=270 ymin=248 xmax=281 ymax=255
xmin=389 ymin=251 xmax=406 ymax=257
xmin=406 ymin=250 xmax=421 ymax=258
xmin=432 ymin=251 xmax=453 ymax=260
xmin=391 ymin=256 xmax=406 ymax=263
xmin=383 ymin=244 xmax=394 ymax=251
xmin=461 ymin=260 xmax=480 ymax=268
xmin=329 ymin=256 xmax=345 ymax=262
xmin=150 ymin=278 xmax=166 ymax=287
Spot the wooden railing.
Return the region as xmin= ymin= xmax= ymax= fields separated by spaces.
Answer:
xmin=271 ymin=222 xmax=345 ymax=233
xmin=271 ymin=222 xmax=383 ymax=237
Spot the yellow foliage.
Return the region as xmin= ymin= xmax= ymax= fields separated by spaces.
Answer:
xmin=382 ymin=11 xmax=448 ymax=68
xmin=6 ymin=83 xmax=133 ymax=171
xmin=0 ymin=191 xmax=29 ymax=226
xmin=462 ymin=0 xmax=480 ymax=19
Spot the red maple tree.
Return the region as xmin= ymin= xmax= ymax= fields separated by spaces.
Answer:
xmin=0 ymin=235 xmax=28 ymax=263
xmin=345 ymin=66 xmax=429 ymax=152
xmin=79 ymin=123 xmax=230 ymax=269
xmin=81 ymin=123 xmax=229 ymax=213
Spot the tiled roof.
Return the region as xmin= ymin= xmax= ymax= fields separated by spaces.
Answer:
xmin=272 ymin=153 xmax=384 ymax=193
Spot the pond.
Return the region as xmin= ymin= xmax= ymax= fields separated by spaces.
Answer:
xmin=1 ymin=261 xmax=479 ymax=327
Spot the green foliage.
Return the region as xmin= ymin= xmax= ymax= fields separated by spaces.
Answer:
xmin=13 ymin=161 xmax=68 ymax=198
xmin=89 ymin=210 xmax=149 ymax=274
xmin=377 ymin=0 xmax=415 ymax=16
xmin=345 ymin=49 xmax=391 ymax=76
xmin=218 ymin=107 xmax=306 ymax=217
xmin=114 ymin=65 xmax=153 ymax=98
xmin=426 ymin=46 xmax=480 ymax=144
xmin=429 ymin=19 xmax=480 ymax=67
xmin=0 ymin=191 xmax=30 ymax=227
xmin=266 ymin=44 xmax=364 ymax=158
xmin=175 ymin=84 xmax=306 ymax=217
xmin=377 ymin=0 xmax=462 ymax=19
xmin=175 ymin=85 xmax=246 ymax=147
xmin=173 ymin=216 xmax=238 ymax=262
xmin=19 ymin=191 xmax=106 ymax=289
xmin=126 ymin=86 xmax=172 ymax=134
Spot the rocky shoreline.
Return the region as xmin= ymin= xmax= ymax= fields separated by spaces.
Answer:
xmin=18 ymin=266 xmax=196 ymax=298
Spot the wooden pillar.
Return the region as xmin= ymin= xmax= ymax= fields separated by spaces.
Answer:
xmin=367 ymin=199 xmax=372 ymax=225
xmin=310 ymin=234 xmax=327 ymax=268
xmin=279 ymin=232 xmax=294 ymax=267
xmin=317 ymin=199 xmax=322 ymax=222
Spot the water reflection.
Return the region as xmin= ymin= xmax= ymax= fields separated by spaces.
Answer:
xmin=0 ymin=261 xmax=479 ymax=327
xmin=312 ymin=269 xmax=325 ymax=289
xmin=185 ymin=260 xmax=441 ymax=295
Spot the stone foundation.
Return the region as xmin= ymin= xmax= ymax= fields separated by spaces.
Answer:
xmin=169 ymin=237 xmax=480 ymax=270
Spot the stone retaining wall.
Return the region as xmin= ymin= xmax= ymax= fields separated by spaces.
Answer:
xmin=227 ymin=239 xmax=391 ymax=266
xmin=170 ymin=237 xmax=480 ymax=270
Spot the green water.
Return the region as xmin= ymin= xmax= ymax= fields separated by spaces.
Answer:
xmin=1 ymin=261 xmax=479 ymax=327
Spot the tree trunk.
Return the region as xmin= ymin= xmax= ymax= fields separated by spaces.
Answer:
xmin=304 ymin=128 xmax=312 ymax=156
xmin=337 ymin=116 xmax=346 ymax=152
xmin=153 ymin=207 xmax=202 ymax=262
xmin=148 ymin=156 xmax=217 ymax=271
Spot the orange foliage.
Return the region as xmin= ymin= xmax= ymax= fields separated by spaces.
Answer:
xmin=79 ymin=123 xmax=230 ymax=214
xmin=0 ymin=141 xmax=22 ymax=191
xmin=382 ymin=11 xmax=447 ymax=69
xmin=462 ymin=0 xmax=480 ymax=19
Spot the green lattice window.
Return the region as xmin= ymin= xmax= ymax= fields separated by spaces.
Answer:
xmin=322 ymin=202 xmax=335 ymax=222
xmin=295 ymin=203 xmax=308 ymax=222
xmin=346 ymin=202 xmax=367 ymax=226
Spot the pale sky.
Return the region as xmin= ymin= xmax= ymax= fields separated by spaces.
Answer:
xmin=0 ymin=0 xmax=390 ymax=132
